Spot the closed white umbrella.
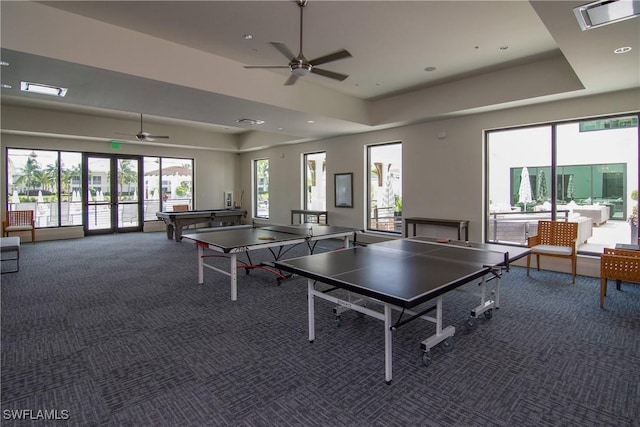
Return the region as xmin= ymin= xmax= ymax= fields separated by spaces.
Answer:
xmin=518 ymin=167 xmax=533 ymax=211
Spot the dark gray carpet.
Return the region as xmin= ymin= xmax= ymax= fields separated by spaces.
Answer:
xmin=1 ymin=232 xmax=639 ymax=426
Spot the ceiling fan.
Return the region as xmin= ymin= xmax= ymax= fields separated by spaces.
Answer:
xmin=243 ymin=0 xmax=352 ymax=86
xmin=116 ymin=114 xmax=170 ymax=142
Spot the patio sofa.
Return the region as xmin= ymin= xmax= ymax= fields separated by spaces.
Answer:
xmin=572 ymin=205 xmax=609 ymax=226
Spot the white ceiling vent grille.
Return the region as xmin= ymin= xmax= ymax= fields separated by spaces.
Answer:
xmin=574 ymin=0 xmax=640 ymax=31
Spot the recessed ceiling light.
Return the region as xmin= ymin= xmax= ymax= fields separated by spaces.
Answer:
xmin=235 ymin=118 xmax=264 ymax=125
xmin=614 ymin=46 xmax=632 ymax=54
xmin=307 ymin=120 xmax=315 ymax=124
xmin=0 ymin=61 xmax=9 ymax=66
xmin=1 ymin=84 xmax=12 ymax=89
xmin=243 ymin=34 xmax=253 ymax=40
xmin=21 ymin=81 xmax=68 ymax=97
xmin=424 ymin=66 xmax=437 ymax=72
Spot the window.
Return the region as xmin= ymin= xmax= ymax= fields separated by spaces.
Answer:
xmin=5 ymin=149 xmax=193 ymax=227
xmin=367 ymin=143 xmax=402 ymax=233
xmin=143 ymin=157 xmax=193 ymax=218
xmin=486 ymin=114 xmax=639 ymax=252
xmin=60 ymin=152 xmax=82 ymax=226
xmin=6 ymin=148 xmax=72 ymax=228
xmin=254 ymin=158 xmax=269 ymax=219
xmin=304 ymin=152 xmax=326 ymax=212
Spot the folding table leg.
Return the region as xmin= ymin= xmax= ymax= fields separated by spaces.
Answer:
xmin=198 ymin=245 xmax=204 ymax=284
xmin=230 ymin=253 xmax=238 ymax=301
xmin=308 ymin=279 xmax=315 ymax=343
xmin=384 ymin=303 xmax=393 ymax=385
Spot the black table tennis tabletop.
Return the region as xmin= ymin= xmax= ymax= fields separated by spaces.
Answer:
xmin=182 ymin=224 xmax=359 ymax=301
xmin=273 ymin=236 xmax=530 ymax=384
xmin=184 ymin=224 xmax=358 ymax=253
xmin=275 ymin=237 xmax=527 ymax=309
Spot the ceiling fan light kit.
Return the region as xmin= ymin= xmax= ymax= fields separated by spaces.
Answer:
xmin=243 ymin=0 xmax=351 ymax=85
xmin=116 ymin=114 xmax=170 ymax=142
xmin=291 ymin=62 xmax=312 ymax=77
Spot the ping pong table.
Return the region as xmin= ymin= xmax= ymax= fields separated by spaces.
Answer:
xmin=182 ymin=224 xmax=359 ymax=301
xmin=274 ymin=236 xmax=530 ymax=384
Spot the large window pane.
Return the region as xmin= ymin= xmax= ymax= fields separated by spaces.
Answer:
xmin=143 ymin=157 xmax=193 ymax=214
xmin=304 ymin=152 xmax=326 ymax=213
xmin=254 ymin=159 xmax=269 ymax=219
xmin=556 ymin=119 xmax=637 ymax=248
xmin=487 ymin=126 xmax=552 ymax=245
xmin=367 ymin=143 xmax=402 ymax=233
xmin=487 ymin=115 xmax=639 ymax=251
xmin=7 ymin=149 xmax=59 ymax=228
xmin=60 ymin=152 xmax=82 ymax=226
xmin=143 ymin=157 xmax=161 ymax=220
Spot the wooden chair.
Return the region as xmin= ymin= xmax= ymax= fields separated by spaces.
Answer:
xmin=2 ymin=210 xmax=35 ymax=243
xmin=527 ymin=220 xmax=578 ymax=283
xmin=173 ymin=204 xmax=189 ymax=212
xmin=600 ymin=248 xmax=640 ymax=308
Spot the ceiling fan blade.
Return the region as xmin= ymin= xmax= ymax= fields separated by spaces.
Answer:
xmin=148 ymin=135 xmax=170 ymax=139
xmin=284 ymin=74 xmax=299 ymax=86
xmin=309 ymin=49 xmax=352 ymax=67
xmin=311 ymin=68 xmax=349 ymax=81
xmin=270 ymin=42 xmax=297 ymax=61
xmin=244 ymin=65 xmax=290 ymax=69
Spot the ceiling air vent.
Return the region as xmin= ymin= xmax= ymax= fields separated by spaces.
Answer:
xmin=235 ymin=118 xmax=265 ymax=125
xmin=573 ymin=0 xmax=640 ymax=31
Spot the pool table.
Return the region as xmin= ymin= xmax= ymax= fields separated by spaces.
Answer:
xmin=156 ymin=208 xmax=247 ymax=241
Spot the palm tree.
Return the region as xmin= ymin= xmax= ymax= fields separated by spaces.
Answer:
xmin=13 ymin=157 xmax=42 ymax=195
xmin=61 ymin=164 xmax=81 ymax=196
xmin=117 ymin=160 xmax=137 ymax=198
xmin=536 ymin=170 xmax=549 ymax=202
xmin=42 ymin=161 xmax=59 ymax=194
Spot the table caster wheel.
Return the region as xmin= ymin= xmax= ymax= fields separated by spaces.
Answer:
xmin=335 ymin=316 xmax=342 ymax=327
xmin=422 ymin=351 xmax=431 ymax=367
xmin=484 ymin=309 xmax=493 ymax=320
xmin=465 ymin=317 xmax=476 ymax=329
xmin=440 ymin=337 xmax=454 ymax=353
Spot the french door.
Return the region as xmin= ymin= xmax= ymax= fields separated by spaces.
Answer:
xmin=83 ymin=154 xmax=143 ymax=235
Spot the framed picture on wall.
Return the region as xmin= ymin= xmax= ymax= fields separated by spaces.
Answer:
xmin=224 ymin=191 xmax=233 ymax=209
xmin=335 ymin=173 xmax=353 ymax=208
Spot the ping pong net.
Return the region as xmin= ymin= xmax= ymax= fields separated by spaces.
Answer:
xmin=252 ymin=223 xmax=324 ymax=238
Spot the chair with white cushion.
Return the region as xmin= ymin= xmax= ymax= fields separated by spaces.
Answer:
xmin=527 ymin=220 xmax=578 ymax=283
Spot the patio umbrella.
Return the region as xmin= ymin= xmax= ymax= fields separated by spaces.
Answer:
xmin=381 ymin=164 xmax=395 ymax=210
xmin=518 ymin=167 xmax=533 ymax=211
